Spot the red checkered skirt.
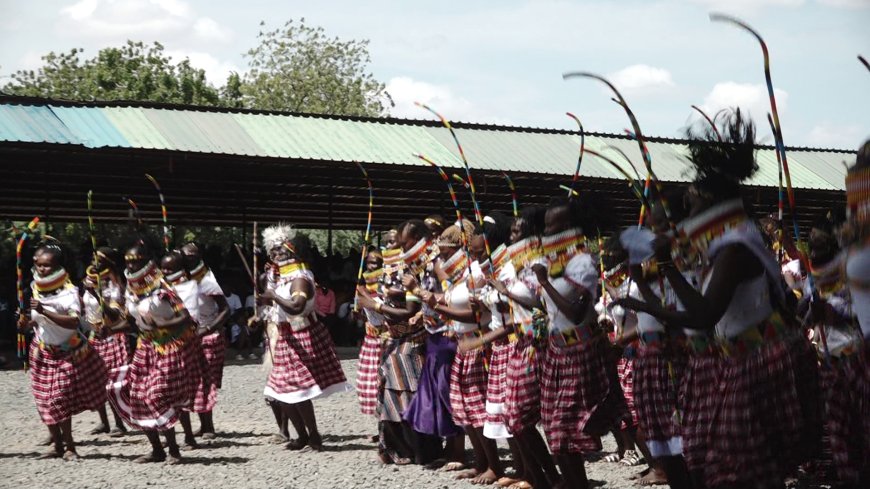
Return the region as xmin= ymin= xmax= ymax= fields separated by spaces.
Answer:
xmin=679 ymin=351 xmax=721 ymax=470
xmin=191 ymin=337 xmax=217 ymax=413
xmin=504 ymin=335 xmax=543 ymax=434
xmin=449 ymin=346 xmax=488 ymax=428
xmin=483 ymin=338 xmax=512 ymax=438
xmin=356 ymin=334 xmax=383 ymax=416
xmin=89 ymin=333 xmax=130 ymax=372
xmin=200 ymin=332 xmax=226 ymax=389
xmin=821 ymin=349 xmax=869 ymax=486
xmin=29 ymin=337 xmax=108 ymax=425
xmin=702 ymin=340 xmax=803 ymax=489
xmin=107 ymin=334 xmax=201 ymax=431
xmin=634 ymin=345 xmax=686 ymax=456
xmin=617 ymin=357 xmax=639 ymax=429
xmin=541 ymin=336 xmax=625 ymax=455
xmin=788 ymin=334 xmax=823 ymax=463
xmin=265 ymin=321 xmax=349 ymax=404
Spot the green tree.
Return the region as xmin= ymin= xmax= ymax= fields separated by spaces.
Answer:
xmin=240 ymin=19 xmax=386 ymax=116
xmin=3 ymin=41 xmax=220 ymax=105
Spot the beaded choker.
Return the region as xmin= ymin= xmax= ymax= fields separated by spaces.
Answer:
xmin=846 ymin=166 xmax=869 ymax=224
xmin=33 ymin=267 xmax=70 ymax=295
xmin=442 ymin=249 xmax=469 ymax=285
xmin=125 ymin=261 xmax=162 ymax=298
xmin=541 ymin=228 xmax=586 ymax=278
xmin=508 ymin=236 xmax=542 ymax=274
xmin=189 ymin=261 xmax=208 ymax=283
xmin=677 ymin=199 xmax=747 ymax=264
xmin=164 ymin=270 xmax=187 ymax=285
xmin=491 ymin=244 xmax=509 ymax=276
xmin=363 ymin=269 xmax=383 ymax=293
xmin=403 ymin=238 xmax=432 ymax=276
xmin=604 ymin=264 xmax=627 ymax=287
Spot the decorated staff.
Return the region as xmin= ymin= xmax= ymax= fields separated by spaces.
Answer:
xmin=353 ymin=162 xmax=374 ymax=312
xmin=691 ymin=105 xmax=722 ymax=142
xmin=767 ymin=113 xmax=786 ymax=261
xmin=16 ymin=217 xmax=40 ymax=369
xmin=860 ymin=55 xmax=869 ymax=72
xmin=584 ymin=148 xmax=650 ymax=209
xmin=565 ymin=112 xmax=586 ymax=199
xmin=145 ymin=174 xmax=171 ymax=252
xmin=86 ymin=191 xmax=105 ymax=329
xmin=502 ymin=172 xmax=519 ymax=218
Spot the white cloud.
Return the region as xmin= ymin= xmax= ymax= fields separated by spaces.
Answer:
xmin=385 ymin=76 xmax=509 ymax=124
xmin=149 ymin=0 xmax=191 ymax=18
xmin=193 ymin=17 xmax=232 ymax=43
xmin=701 ymin=81 xmax=788 ymax=125
xmin=607 ymin=64 xmax=675 ymax=94
xmin=60 ymin=0 xmax=99 ymax=21
xmin=807 ymin=122 xmax=866 ymax=149
xmin=165 ymin=50 xmax=239 ymax=83
xmin=816 ymin=0 xmax=870 ymax=8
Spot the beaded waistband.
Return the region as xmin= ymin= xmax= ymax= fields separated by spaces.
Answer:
xmin=139 ymin=325 xmax=195 ymax=355
xmin=549 ymin=322 xmax=598 ymax=348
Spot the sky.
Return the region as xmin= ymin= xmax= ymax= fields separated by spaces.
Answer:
xmin=1 ymin=0 xmax=868 ymax=149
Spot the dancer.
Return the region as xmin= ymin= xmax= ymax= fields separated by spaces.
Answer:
xmin=259 ymin=224 xmax=352 ymax=452
xmin=356 ymin=248 xmax=385 ymax=419
xmin=181 ymin=242 xmax=230 ymax=439
xmin=81 ymin=246 xmax=129 ymax=437
xmin=19 ymin=240 xmax=107 ymax=460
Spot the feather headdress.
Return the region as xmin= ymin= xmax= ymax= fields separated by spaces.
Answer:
xmin=262 ymin=223 xmax=296 ymax=252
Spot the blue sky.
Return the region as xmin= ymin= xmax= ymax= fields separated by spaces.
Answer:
xmin=1 ymin=0 xmax=867 ymax=149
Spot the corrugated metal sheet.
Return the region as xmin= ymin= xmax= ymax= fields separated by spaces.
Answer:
xmin=0 ymin=101 xmax=854 ymax=191
xmin=0 ymin=104 xmax=78 ymax=144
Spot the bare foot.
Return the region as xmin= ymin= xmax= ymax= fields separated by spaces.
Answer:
xmin=637 ymin=469 xmax=668 ymax=486
xmin=441 ymin=461 xmax=467 ymax=472
xmin=425 ymin=458 xmax=447 ymax=470
xmin=307 ymin=433 xmax=323 ymax=452
xmin=62 ymin=450 xmax=79 ymax=461
xmin=183 ymin=437 xmax=199 ymax=450
xmin=508 ymin=482 xmax=533 ymax=489
xmin=496 ymin=476 xmax=523 ymax=487
xmin=37 ymin=449 xmax=62 ymax=460
xmin=285 ymin=438 xmax=309 ymax=450
xmin=455 ymin=468 xmax=481 ymax=480
xmin=134 ymin=452 xmax=166 ymax=463
xmin=165 ymin=453 xmax=182 ymax=465
xmin=89 ymin=424 xmax=109 ymax=435
xmin=471 ymin=469 xmax=500 ymax=485
xmin=201 ymin=432 xmax=216 ymax=440
xmin=109 ymin=427 xmax=127 ymax=438
xmin=270 ymin=433 xmax=289 ymax=444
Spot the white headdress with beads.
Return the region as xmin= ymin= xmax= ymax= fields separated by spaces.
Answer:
xmin=262 ymin=223 xmax=296 ymax=251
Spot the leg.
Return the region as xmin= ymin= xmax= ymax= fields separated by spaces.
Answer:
xmin=136 ymin=429 xmax=167 ymax=463
xmin=59 ymin=418 xmax=77 ymax=460
xmin=496 ymin=438 xmax=527 ymax=487
xmin=657 ymin=455 xmax=692 ymax=489
xmin=283 ymin=403 xmax=310 ymax=450
xmin=38 ymin=423 xmax=64 ymax=459
xmin=295 ymin=400 xmax=322 ymax=450
xmin=163 ymin=428 xmax=182 ymax=464
xmin=108 ymin=403 xmax=127 ymax=436
xmin=470 ymin=426 xmax=503 ymax=484
xmin=521 ymin=426 xmax=561 ymax=486
xmin=441 ymin=434 xmax=468 ymax=471
xmin=179 ymin=412 xmax=198 ymax=448
xmin=198 ymin=412 xmax=215 ymax=438
xmin=554 ymin=453 xmax=589 ymax=489
xmin=267 ymin=399 xmax=288 ymax=441
xmin=91 ymin=405 xmax=110 ymax=434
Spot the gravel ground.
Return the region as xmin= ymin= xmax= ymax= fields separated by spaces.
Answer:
xmin=0 ymin=350 xmax=662 ymax=489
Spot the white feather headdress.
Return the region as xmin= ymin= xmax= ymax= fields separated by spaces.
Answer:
xmin=262 ymin=223 xmax=296 ymax=251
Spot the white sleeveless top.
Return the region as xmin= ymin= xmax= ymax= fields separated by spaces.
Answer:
xmin=542 ymin=253 xmax=599 ymax=333
xmin=194 ymin=270 xmax=223 ymax=333
xmin=127 ymin=289 xmax=176 ymax=332
xmin=703 ymin=271 xmax=772 ymax=339
xmin=31 ymin=283 xmax=81 ymax=345
xmin=273 ymin=268 xmax=316 ymax=330
xmin=846 ymin=244 xmax=870 ymax=339
xmin=172 ymin=279 xmax=202 ymax=327
xmin=482 ymin=261 xmax=517 ymax=331
xmin=446 ymin=262 xmax=490 ymax=334
xmin=82 ymin=280 xmax=123 ymax=331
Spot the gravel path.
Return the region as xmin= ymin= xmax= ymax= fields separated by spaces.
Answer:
xmin=0 ymin=351 xmax=646 ymax=488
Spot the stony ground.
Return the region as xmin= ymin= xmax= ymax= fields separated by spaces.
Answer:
xmin=0 ymin=349 xmax=681 ymax=488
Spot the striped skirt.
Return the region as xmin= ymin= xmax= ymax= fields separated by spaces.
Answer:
xmin=379 ymin=331 xmax=426 ymax=422
xmin=541 ymin=336 xmax=625 ymax=455
xmin=483 ymin=339 xmax=512 ymax=439
xmin=617 ymin=356 xmax=639 ymax=429
xmin=264 ymin=321 xmax=351 ymax=405
xmin=30 ymin=338 xmax=108 ymax=425
xmin=449 ymin=346 xmax=489 ymax=428
xmin=89 ymin=333 xmax=130 ymax=372
xmin=107 ymin=334 xmax=201 ymax=431
xmin=504 ymin=335 xmax=543 ymax=435
xmin=356 ymin=334 xmax=383 ymax=416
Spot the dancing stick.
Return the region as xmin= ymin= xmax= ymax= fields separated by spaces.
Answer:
xmin=565 ymin=112 xmax=586 ymax=199
xmin=234 ymin=242 xmax=274 ymax=362
xmin=859 ymin=55 xmax=869 ymax=72
xmin=16 ymin=217 xmax=40 ymax=370
xmin=87 ymin=190 xmax=105 ymax=328
xmin=144 ymin=174 xmax=171 ymax=252
xmin=502 ymin=172 xmax=519 ymax=218
xmin=353 ymin=162 xmax=374 ymax=312
xmin=691 ymin=105 xmax=723 ymax=142
xmin=767 ymin=113 xmax=785 ymax=262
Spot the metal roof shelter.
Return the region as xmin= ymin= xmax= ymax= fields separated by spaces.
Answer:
xmin=0 ymin=95 xmax=854 ymax=233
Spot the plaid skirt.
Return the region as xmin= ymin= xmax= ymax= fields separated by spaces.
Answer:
xmin=541 ymin=335 xmax=625 ymax=455
xmin=504 ymin=335 xmax=543 ymax=435
xmin=702 ymin=340 xmax=803 ymax=489
xmin=679 ymin=351 xmax=721 ymax=470
xmin=264 ymin=321 xmax=351 ymax=405
xmin=200 ymin=332 xmax=225 ymax=389
xmin=30 ymin=338 xmax=108 ymax=425
xmin=191 ymin=337 xmax=217 ymax=414
xmin=89 ymin=333 xmax=130 ymax=372
xmin=449 ymin=346 xmax=489 ymax=428
xmin=788 ymin=335 xmax=823 ymax=463
xmin=821 ymin=348 xmax=869 ymax=485
xmin=379 ymin=332 xmax=426 ymax=422
xmin=356 ymin=334 xmax=383 ymax=416
xmin=634 ymin=345 xmax=686 ymax=457
xmin=617 ymin=357 xmax=639 ymax=429
xmin=107 ymin=334 xmax=201 ymax=431
xmin=483 ymin=339 xmax=512 ymax=439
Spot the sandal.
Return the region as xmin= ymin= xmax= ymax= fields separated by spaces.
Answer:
xmin=619 ymin=450 xmax=642 ymax=466
xmin=603 ymin=453 xmax=623 ymax=463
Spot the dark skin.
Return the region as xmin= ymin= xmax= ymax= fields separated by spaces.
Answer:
xmin=256 ymin=243 xmax=323 ymax=451
xmin=181 ymin=243 xmax=231 ymax=337
xmin=356 ymin=228 xmax=422 ymax=323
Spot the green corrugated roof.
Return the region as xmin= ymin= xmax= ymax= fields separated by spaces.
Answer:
xmin=0 ymin=98 xmax=855 ymax=191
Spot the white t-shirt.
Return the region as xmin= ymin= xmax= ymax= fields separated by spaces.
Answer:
xmin=32 ymin=283 xmax=81 ymax=345
xmin=82 ymin=280 xmax=123 ymax=331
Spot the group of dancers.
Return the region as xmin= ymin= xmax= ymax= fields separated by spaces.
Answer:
xmin=14 ymin=112 xmax=870 ymax=489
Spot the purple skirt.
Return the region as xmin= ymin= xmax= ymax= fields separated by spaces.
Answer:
xmin=403 ymin=333 xmax=463 ymax=437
